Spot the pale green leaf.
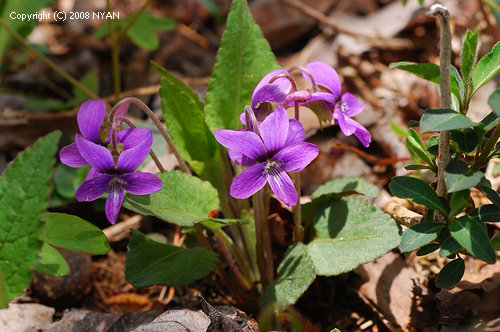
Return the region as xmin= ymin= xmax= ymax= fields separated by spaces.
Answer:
xmin=260 ymin=243 xmax=315 ymax=307
xmin=312 ymin=176 xmax=379 ymax=199
xmin=33 ymin=243 xmax=70 ymax=277
xmin=124 ymin=171 xmax=219 ymax=226
xmin=471 ymin=42 xmax=500 ymax=96
xmin=0 ymin=132 xmax=60 ymax=303
xmin=42 ymin=213 xmax=110 ymax=255
xmin=307 ymin=197 xmax=400 ymax=276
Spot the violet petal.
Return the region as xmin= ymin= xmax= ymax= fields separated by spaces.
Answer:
xmin=117 ymin=130 xmax=153 ymax=173
xmin=59 ymin=143 xmax=89 ymax=167
xmin=337 ymin=111 xmax=356 ymax=136
xmin=345 ymin=117 xmax=372 ymax=147
xmin=307 ymin=92 xmax=337 ymax=107
xmin=267 ymin=169 xmax=297 ymax=206
xmin=304 ymin=62 xmax=342 ymax=101
xmin=118 ymin=128 xmax=151 ymax=149
xmin=273 ymin=142 xmax=319 ymax=172
xmin=215 ymin=130 xmax=266 ymax=161
xmin=75 ymin=174 xmax=112 ymax=202
xmin=284 ymin=119 xmax=306 ymax=146
xmin=122 ymin=172 xmax=163 ymax=195
xmin=76 ymin=135 xmax=115 ymax=173
xmin=259 ymin=105 xmax=289 ymax=153
xmin=230 ymin=163 xmax=267 ymax=199
xmin=341 ymin=92 xmax=365 ymax=117
xmin=252 ymin=70 xmax=291 ymax=100
xmin=252 ymin=84 xmax=288 ymax=110
xmin=86 ymin=167 xmax=100 ymax=180
xmin=105 ymin=178 xmax=126 ymax=224
xmin=78 ymin=100 xmax=106 ymax=143
xmin=228 ymin=149 xmax=256 ymax=166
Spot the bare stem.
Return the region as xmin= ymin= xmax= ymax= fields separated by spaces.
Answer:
xmin=293 ymin=101 xmax=303 ymax=242
xmin=0 ymin=18 xmax=98 ymax=100
xmin=428 ymin=5 xmax=452 ymax=205
xmin=106 ymin=0 xmax=121 ymax=102
xmin=253 ymin=188 xmax=274 ymax=288
xmin=116 ymin=0 xmax=153 ymax=44
xmin=112 ymin=97 xmax=191 ymax=174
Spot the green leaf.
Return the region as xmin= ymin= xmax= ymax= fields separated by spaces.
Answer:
xmin=451 ymin=129 xmax=480 ymax=154
xmin=439 ymin=236 xmax=462 ymax=258
xmin=312 ymin=176 xmax=379 ymax=199
xmin=461 ymin=29 xmax=479 ymax=88
xmin=0 ymin=271 xmax=7 ymax=308
xmin=445 ymin=160 xmax=485 ymax=193
xmin=450 ymin=189 xmax=471 ymax=217
xmin=406 ymin=129 xmax=435 ymax=167
xmin=420 ymin=109 xmax=478 ymax=133
xmin=489 ymin=89 xmax=500 ymax=117
xmin=450 ymin=215 xmax=496 ymax=264
xmin=427 ymin=136 xmax=440 ymax=157
xmin=160 ymin=79 xmax=216 ymax=162
xmin=480 ymin=112 xmax=500 ymax=134
xmin=126 ymin=229 xmax=218 ymax=287
xmin=477 ymin=185 xmax=500 ymax=208
xmin=471 ymin=42 xmax=500 ymax=96
xmin=436 ymin=258 xmax=465 ymax=288
xmin=390 ymin=122 xmax=409 ymax=137
xmin=42 ymin=213 xmax=110 ymax=254
xmin=306 ymin=197 xmax=400 ymax=276
xmin=124 ymin=171 xmax=219 ymax=226
xmin=400 ymin=222 xmax=445 ymax=252
xmin=33 ymin=243 xmax=70 ymax=277
xmin=73 ymin=70 xmax=99 ymax=103
xmin=0 ymin=131 xmax=60 ymax=303
xmin=470 ymin=204 xmax=500 ymax=222
xmin=126 ymin=12 xmax=176 ymax=50
xmin=492 ymin=232 xmax=500 ymax=251
xmin=53 ymin=165 xmax=89 ymax=200
xmin=416 ymin=243 xmax=440 ymax=256
xmin=405 ymin=164 xmax=434 ymax=171
xmin=260 ymin=243 xmax=315 ymax=307
xmin=389 ymin=176 xmax=447 ymax=215
xmin=204 ymin=0 xmax=279 ymax=132
xmin=389 ymin=62 xmax=461 ymax=100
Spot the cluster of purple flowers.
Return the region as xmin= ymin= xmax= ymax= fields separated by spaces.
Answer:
xmin=215 ymin=61 xmax=371 ymax=206
xmin=60 ymin=100 xmax=162 ymax=224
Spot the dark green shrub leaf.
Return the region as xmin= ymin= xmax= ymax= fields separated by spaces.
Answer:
xmin=445 ymin=160 xmax=485 ymax=193
xmin=450 ymin=189 xmax=471 ymax=217
xmin=126 ymin=230 xmax=218 ymax=287
xmin=204 ymin=0 xmax=279 ymax=132
xmin=439 ymin=236 xmax=462 ymax=258
xmin=436 ymin=258 xmax=465 ymax=288
xmin=389 ymin=176 xmax=447 ymax=215
xmin=488 ymin=89 xmax=500 ymax=117
xmin=427 ymin=136 xmax=440 ymax=156
xmin=451 ymin=129 xmax=480 ymax=154
xmin=406 ymin=129 xmax=435 ymax=167
xmin=420 ymin=109 xmax=478 ymax=133
xmin=472 ymin=42 xmax=500 ymax=96
xmin=470 ymin=204 xmax=500 ymax=222
xmin=124 ymin=171 xmax=220 ymax=226
xmin=405 ymin=165 xmax=434 ymax=171
xmin=0 ymin=132 xmax=60 ymax=305
xmin=307 ymin=197 xmax=400 ymax=276
xmin=312 ymin=176 xmax=379 ymax=199
xmin=461 ymin=29 xmax=479 ymax=88
xmin=400 ymin=222 xmax=445 ymax=252
xmin=492 ymin=233 xmax=500 ymax=250
xmin=260 ymin=243 xmax=315 ymax=307
xmin=42 ymin=213 xmax=110 ymax=254
xmin=33 ymin=244 xmax=70 ymax=277
xmin=477 ymin=185 xmax=500 ymax=208
xmin=416 ymin=243 xmax=440 ymax=256
xmin=450 ymin=215 xmax=496 ymax=264
xmin=389 ymin=62 xmax=461 ymax=100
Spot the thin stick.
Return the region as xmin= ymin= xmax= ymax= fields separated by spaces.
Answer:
xmin=428 ymin=5 xmax=452 ymax=207
xmin=0 ymin=18 xmax=99 ymax=100
xmin=112 ymin=97 xmax=191 ymax=174
xmin=293 ymin=100 xmax=303 ymax=242
xmin=107 ymin=0 xmax=121 ymax=102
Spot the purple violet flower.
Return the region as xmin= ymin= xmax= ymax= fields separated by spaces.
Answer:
xmin=215 ymin=106 xmax=319 ymax=206
xmin=334 ymin=92 xmax=371 ymax=147
xmin=74 ymin=131 xmax=163 ymax=224
xmin=60 ymin=100 xmax=150 ymax=179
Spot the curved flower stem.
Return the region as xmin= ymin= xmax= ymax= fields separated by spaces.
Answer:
xmin=111 ymin=97 xmax=191 ymax=174
xmin=288 ymin=65 xmax=318 ymax=92
xmin=293 ymin=101 xmax=303 ymax=242
xmin=428 ymin=4 xmax=451 ymax=222
xmin=0 ymin=18 xmax=99 ymax=100
xmin=114 ymin=116 xmax=166 ymax=172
